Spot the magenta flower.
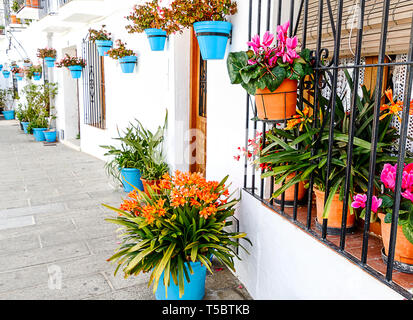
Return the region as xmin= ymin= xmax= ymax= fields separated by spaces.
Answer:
xmin=351 ymin=194 xmax=367 ymax=209
xmin=402 ymin=163 xmax=413 ymax=191
xmin=277 ymin=21 xmax=290 ymax=44
xmin=247 ymin=34 xmax=261 ymax=54
xmin=402 ymin=189 xmax=413 ymax=202
xmin=371 ymin=196 xmax=383 ymax=213
xmin=262 ymin=31 xmax=274 ymax=48
xmin=381 ymin=163 xmax=397 ymax=191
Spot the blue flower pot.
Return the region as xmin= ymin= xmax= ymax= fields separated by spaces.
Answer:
xmin=11 ymin=65 xmax=18 ymax=71
xmin=44 ymin=57 xmax=56 ymax=68
xmin=68 ymin=65 xmax=83 ymax=79
xmin=0 ymin=64 xmax=3 ymax=71
xmin=2 ymin=110 xmax=15 ymax=120
xmin=155 ymin=261 xmax=207 ymax=300
xmin=95 ymin=40 xmax=113 ymax=56
xmin=193 ymin=21 xmax=232 ymax=60
xmin=145 ymin=28 xmax=167 ymax=51
xmin=23 ymin=62 xmax=32 ymax=68
xmin=119 ymin=56 xmax=137 ymax=74
xmin=120 ymin=168 xmax=144 ymax=193
xmin=16 ymin=74 xmax=23 ymax=81
xmin=43 ymin=130 xmax=57 ymax=143
xmin=33 ymin=72 xmax=42 ymax=81
xmin=22 ymin=121 xmax=29 ymax=133
xmin=32 ymin=128 xmax=47 ymax=141
xmin=2 ymin=70 xmax=10 ymax=78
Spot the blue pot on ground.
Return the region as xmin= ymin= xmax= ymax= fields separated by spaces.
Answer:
xmin=43 ymin=130 xmax=57 ymax=143
xmin=144 ymin=28 xmax=167 ymax=51
xmin=155 ymin=261 xmax=207 ymax=300
xmin=32 ymin=128 xmax=47 ymax=141
xmin=44 ymin=57 xmax=56 ymax=68
xmin=2 ymin=70 xmax=10 ymax=78
xmin=120 ymin=168 xmax=144 ymax=192
xmin=2 ymin=110 xmax=15 ymax=120
xmin=95 ymin=40 xmax=113 ymax=56
xmin=21 ymin=121 xmax=29 ymax=133
xmin=68 ymin=65 xmax=83 ymax=79
xmin=193 ymin=21 xmax=232 ymax=60
xmin=33 ymin=72 xmax=42 ymax=81
xmin=119 ymin=56 xmax=137 ymax=74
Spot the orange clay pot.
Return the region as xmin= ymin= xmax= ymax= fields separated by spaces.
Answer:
xmin=31 ymin=0 xmax=39 ymax=7
xmin=255 ymin=79 xmax=297 ymax=121
xmin=357 ymin=218 xmax=382 ymax=237
xmin=25 ymin=0 xmax=32 ymax=7
xmin=378 ymin=213 xmax=413 ymax=265
xmin=141 ymin=178 xmax=160 ymax=197
xmin=274 ymin=173 xmax=306 ymax=203
xmin=10 ymin=15 xmax=18 ymax=24
xmin=314 ymin=188 xmax=355 ymax=230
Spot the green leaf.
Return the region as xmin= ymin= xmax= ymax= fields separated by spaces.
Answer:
xmin=322 ymin=177 xmax=344 ymax=219
xmin=267 ymin=66 xmax=286 ymax=92
xmin=227 ymin=51 xmax=249 ymax=84
xmin=402 ymin=224 xmax=413 ymax=245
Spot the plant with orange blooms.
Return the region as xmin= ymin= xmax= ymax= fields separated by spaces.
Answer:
xmin=103 ymin=171 xmax=250 ymax=298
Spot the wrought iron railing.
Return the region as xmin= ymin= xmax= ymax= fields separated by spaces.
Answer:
xmin=243 ymin=0 xmax=413 ymax=300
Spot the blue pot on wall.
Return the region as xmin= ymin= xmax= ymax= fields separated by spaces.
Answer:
xmin=43 ymin=130 xmax=57 ymax=143
xmin=120 ymin=168 xmax=144 ymax=192
xmin=33 ymin=72 xmax=42 ymax=81
xmin=0 ymin=64 xmax=3 ymax=71
xmin=32 ymin=128 xmax=47 ymax=141
xmin=155 ymin=261 xmax=207 ymax=300
xmin=23 ymin=62 xmax=32 ymax=68
xmin=2 ymin=70 xmax=10 ymax=78
xmin=2 ymin=110 xmax=15 ymax=120
xmin=68 ymin=65 xmax=83 ymax=79
xmin=119 ymin=56 xmax=137 ymax=74
xmin=44 ymin=57 xmax=56 ymax=68
xmin=16 ymin=74 xmax=23 ymax=81
xmin=22 ymin=121 xmax=30 ymax=133
xmin=193 ymin=21 xmax=232 ymax=60
xmin=95 ymin=40 xmax=113 ymax=56
xmin=144 ymin=28 xmax=167 ymax=51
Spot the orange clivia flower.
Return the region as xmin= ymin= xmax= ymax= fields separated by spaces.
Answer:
xmin=380 ymin=89 xmax=403 ymax=122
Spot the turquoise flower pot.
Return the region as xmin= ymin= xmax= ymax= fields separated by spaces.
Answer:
xmin=2 ymin=70 xmax=10 ymax=78
xmin=120 ymin=168 xmax=144 ymax=192
xmin=119 ymin=56 xmax=137 ymax=74
xmin=95 ymin=40 xmax=113 ymax=56
xmin=16 ymin=74 xmax=23 ymax=81
xmin=0 ymin=64 xmax=3 ymax=71
xmin=68 ymin=65 xmax=83 ymax=79
xmin=145 ymin=28 xmax=167 ymax=51
xmin=33 ymin=72 xmax=42 ymax=81
xmin=2 ymin=110 xmax=15 ymax=120
xmin=193 ymin=21 xmax=232 ymax=60
xmin=22 ymin=121 xmax=29 ymax=133
xmin=45 ymin=57 xmax=56 ymax=68
xmin=155 ymin=261 xmax=207 ymax=300
xmin=43 ymin=130 xmax=57 ymax=143
xmin=33 ymin=128 xmax=47 ymax=141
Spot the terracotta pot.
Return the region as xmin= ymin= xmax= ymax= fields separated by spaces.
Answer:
xmin=274 ymin=173 xmax=306 ymax=203
xmin=357 ymin=218 xmax=382 ymax=237
xmin=378 ymin=213 xmax=413 ymax=265
xmin=25 ymin=0 xmax=32 ymax=7
xmin=31 ymin=0 xmax=39 ymax=8
xmin=141 ymin=178 xmax=160 ymax=196
xmin=10 ymin=15 xmax=17 ymax=24
xmin=314 ymin=188 xmax=355 ymax=230
xmin=255 ymin=79 xmax=298 ymax=121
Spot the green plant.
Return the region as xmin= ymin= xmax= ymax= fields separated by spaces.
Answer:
xmin=171 ymin=0 xmax=237 ymax=26
xmin=125 ymin=0 xmax=181 ymax=35
xmin=88 ymin=25 xmax=112 ymax=41
xmin=37 ymin=48 xmax=57 ymax=59
xmin=25 ymin=65 xmax=42 ymax=80
xmin=0 ymin=88 xmax=13 ymax=109
xmin=56 ymin=54 xmax=86 ymax=68
xmin=227 ymin=22 xmax=313 ymax=96
xmin=103 ymin=171 xmax=250 ymax=298
xmin=11 ymin=1 xmax=21 ymax=13
xmin=106 ymin=40 xmax=136 ymax=60
xmin=27 ymin=116 xmax=49 ymax=132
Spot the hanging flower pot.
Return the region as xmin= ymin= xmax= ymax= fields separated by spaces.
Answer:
xmin=95 ymin=40 xmax=113 ymax=56
xmin=120 ymin=168 xmax=144 ymax=193
xmin=33 ymin=128 xmax=47 ymax=141
xmin=43 ymin=130 xmax=57 ymax=143
xmin=33 ymin=72 xmax=42 ymax=81
xmin=44 ymin=57 xmax=56 ymax=68
xmin=16 ymin=73 xmax=23 ymax=81
xmin=193 ymin=21 xmax=232 ymax=60
xmin=119 ymin=56 xmax=137 ymax=74
xmin=23 ymin=61 xmax=32 ymax=68
xmin=255 ymin=79 xmax=298 ymax=121
xmin=68 ymin=65 xmax=83 ymax=79
xmin=155 ymin=261 xmax=207 ymax=300
xmin=2 ymin=70 xmax=10 ymax=78
xmin=0 ymin=64 xmax=3 ymax=72
xmin=2 ymin=110 xmax=15 ymax=120
xmin=144 ymin=28 xmax=167 ymax=51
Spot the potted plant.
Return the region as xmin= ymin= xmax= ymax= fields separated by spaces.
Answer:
xmin=227 ymin=22 xmax=313 ymax=121
xmin=56 ymin=54 xmax=86 ymax=79
xmin=29 ymin=116 xmax=49 ymax=141
xmin=2 ymin=69 xmax=10 ymax=78
xmin=22 ymin=58 xmax=32 ymax=68
xmin=10 ymin=1 xmax=21 ymax=24
xmin=103 ymin=171 xmax=250 ymax=300
xmin=0 ymin=88 xmax=15 ymax=120
xmin=88 ymin=25 xmax=113 ymax=56
xmin=107 ymin=40 xmax=137 ymax=74
xmin=126 ymin=0 xmax=180 ymax=52
xmin=12 ymin=67 xmax=24 ymax=81
xmin=0 ymin=26 xmax=5 ymax=35
xmin=26 ymin=64 xmax=42 ymax=81
xmin=37 ymin=48 xmax=57 ymax=67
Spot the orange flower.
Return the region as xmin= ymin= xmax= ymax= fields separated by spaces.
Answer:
xmin=380 ymin=89 xmax=403 ymax=122
xmin=200 ymin=205 xmax=217 ymax=219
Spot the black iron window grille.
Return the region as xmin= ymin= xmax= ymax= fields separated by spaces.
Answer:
xmin=82 ymin=39 xmax=106 ymax=129
xmin=243 ymin=0 xmax=413 ymax=299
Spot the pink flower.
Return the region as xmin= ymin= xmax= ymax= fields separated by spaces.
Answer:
xmin=247 ymin=34 xmax=261 ymax=54
xmin=371 ymin=196 xmax=382 ymax=213
xmin=381 ymin=163 xmax=397 ymax=191
xmin=262 ymin=31 xmax=274 ymax=47
xmin=351 ymin=194 xmax=367 ymax=209
xmin=277 ymin=21 xmax=290 ymax=44
xmin=402 ymin=189 xmax=413 ymax=202
xmin=402 ymin=163 xmax=413 ymax=191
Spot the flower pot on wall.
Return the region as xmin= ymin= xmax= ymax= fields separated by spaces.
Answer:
xmin=119 ymin=56 xmax=137 ymax=73
xmin=16 ymin=74 xmax=23 ymax=81
xmin=2 ymin=110 xmax=15 ymax=120
xmin=10 ymin=15 xmax=17 ymax=24
xmin=2 ymin=70 xmax=10 ymax=78
xmin=25 ymin=0 xmax=32 ymax=7
xmin=31 ymin=0 xmax=40 ymax=8
xmin=314 ymin=188 xmax=356 ymax=234
xmin=33 ymin=72 xmax=41 ymax=81
xmin=155 ymin=261 xmax=207 ymax=300
xmin=23 ymin=62 xmax=32 ymax=68
xmin=144 ymin=28 xmax=167 ymax=51
xmin=193 ymin=21 xmax=232 ymax=60
xmin=32 ymin=128 xmax=47 ymax=141
xmin=68 ymin=65 xmax=83 ymax=79
xmin=255 ymin=79 xmax=298 ymax=121
xmin=43 ymin=130 xmax=57 ymax=143
xmin=378 ymin=213 xmax=413 ymax=271
xmin=44 ymin=57 xmax=56 ymax=67
xmin=120 ymin=168 xmax=144 ymax=193
xmin=95 ymin=40 xmax=113 ymax=56
xmin=0 ymin=65 xmax=3 ymax=72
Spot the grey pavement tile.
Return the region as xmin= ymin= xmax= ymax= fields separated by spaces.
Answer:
xmin=0 ymin=203 xmax=67 ymax=219
xmin=0 ymin=264 xmax=49 ymax=294
xmin=86 ymin=283 xmax=155 ymax=300
xmin=0 ymin=233 xmax=40 ymax=256
xmin=0 ymin=216 xmax=35 ymax=230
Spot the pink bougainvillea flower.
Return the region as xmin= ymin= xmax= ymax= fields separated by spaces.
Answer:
xmin=351 ymin=194 xmax=367 ymax=209
xmin=381 ymin=163 xmax=397 ymax=191
xmin=247 ymin=34 xmax=261 ymax=53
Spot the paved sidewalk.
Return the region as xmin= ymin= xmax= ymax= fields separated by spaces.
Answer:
xmin=0 ymin=119 xmax=251 ymax=300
